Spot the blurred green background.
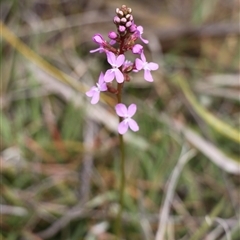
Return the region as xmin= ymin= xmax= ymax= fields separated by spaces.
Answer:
xmin=1 ymin=0 xmax=239 ymax=239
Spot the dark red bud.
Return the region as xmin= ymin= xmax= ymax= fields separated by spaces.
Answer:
xmin=107 ymin=84 xmax=118 ymax=94
xmin=125 ymin=74 xmax=131 ymax=82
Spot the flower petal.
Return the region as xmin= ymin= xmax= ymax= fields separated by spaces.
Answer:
xmin=115 ymin=103 xmax=128 ymax=117
xmin=99 ymin=83 xmax=107 ymax=91
xmin=109 ymin=40 xmax=116 ymax=45
xmin=128 ymin=104 xmax=137 ymax=117
xmin=137 ymin=26 xmax=144 ymax=34
xmin=140 ymin=36 xmax=149 ymax=44
xmin=128 ymin=119 xmax=139 ymax=132
xmin=90 ymin=47 xmax=101 ymax=53
xmin=116 ymin=54 xmax=125 ymax=67
xmin=148 ymin=62 xmax=159 ymax=71
xmin=86 ymin=87 xmax=97 ymax=97
xmin=118 ymin=121 xmax=129 ymax=135
xmin=104 ymin=69 xmax=115 ymax=82
xmin=106 ymin=52 xmax=116 ymax=65
xmin=140 ymin=53 xmax=146 ymax=62
xmin=135 ymin=58 xmax=144 ymax=70
xmin=91 ymin=92 xmax=100 ymax=104
xmin=86 ymin=90 xmax=94 ymax=97
xmin=98 ymin=72 xmax=105 ymax=84
xmin=144 ymin=70 xmax=154 ymax=82
xmin=115 ymin=69 xmax=124 ymax=83
xmin=136 ymin=26 xmax=149 ymax=44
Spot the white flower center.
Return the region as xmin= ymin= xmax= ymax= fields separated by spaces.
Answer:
xmin=143 ymin=62 xmax=149 ymax=70
xmin=96 ymin=83 xmax=101 ymax=91
xmin=123 ymin=115 xmax=131 ymax=123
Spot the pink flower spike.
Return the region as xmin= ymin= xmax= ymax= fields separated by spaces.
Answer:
xmin=135 ymin=53 xmax=159 ymax=82
xmin=104 ymin=52 xmax=125 ymax=83
xmin=136 ymin=26 xmax=149 ymax=44
xmin=115 ymin=103 xmax=139 ymax=135
xmin=86 ymin=72 xmax=107 ymax=104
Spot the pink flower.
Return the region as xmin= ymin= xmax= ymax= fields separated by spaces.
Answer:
xmin=90 ymin=34 xmax=107 ymax=53
xmin=135 ymin=26 xmax=148 ymax=44
xmin=135 ymin=53 xmax=159 ymax=82
xmin=132 ymin=44 xmax=143 ymax=54
xmin=104 ymin=52 xmax=125 ymax=83
xmin=115 ymin=103 xmax=139 ymax=134
xmin=86 ymin=72 xmax=107 ymax=104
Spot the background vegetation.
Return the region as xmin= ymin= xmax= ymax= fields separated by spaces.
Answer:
xmin=1 ymin=0 xmax=239 ymax=239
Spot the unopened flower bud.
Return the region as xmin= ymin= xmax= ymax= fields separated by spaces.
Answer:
xmin=125 ymin=74 xmax=131 ymax=82
xmin=118 ymin=10 xmax=124 ymax=17
xmin=114 ymin=16 xmax=120 ymax=23
xmin=92 ymin=34 xmax=104 ymax=44
xmin=107 ymin=84 xmax=118 ymax=94
xmin=116 ymin=8 xmax=119 ymax=14
xmin=119 ymin=25 xmax=126 ymax=32
xmin=126 ymin=21 xmax=132 ymax=28
xmin=125 ymin=14 xmax=131 ymax=19
xmin=127 ymin=8 xmax=132 ymax=14
xmin=130 ymin=24 xmax=137 ymax=33
xmin=108 ymin=31 xmax=118 ymax=39
xmin=120 ymin=18 xmax=127 ymax=23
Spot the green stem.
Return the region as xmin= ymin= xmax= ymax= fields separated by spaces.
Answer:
xmin=116 ymin=82 xmax=125 ymax=239
xmin=116 ymin=131 xmax=125 ymax=239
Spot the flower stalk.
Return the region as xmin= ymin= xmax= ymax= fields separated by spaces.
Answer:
xmin=116 ymin=82 xmax=125 ymax=238
xmin=116 ymin=131 xmax=125 ymax=238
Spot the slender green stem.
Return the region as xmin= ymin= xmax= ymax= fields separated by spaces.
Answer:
xmin=116 ymin=82 xmax=125 ymax=239
xmin=116 ymin=130 xmax=125 ymax=239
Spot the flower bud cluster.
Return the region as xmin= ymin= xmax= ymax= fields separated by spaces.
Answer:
xmin=114 ymin=5 xmax=134 ymax=36
xmin=86 ymin=5 xmax=159 ymax=134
